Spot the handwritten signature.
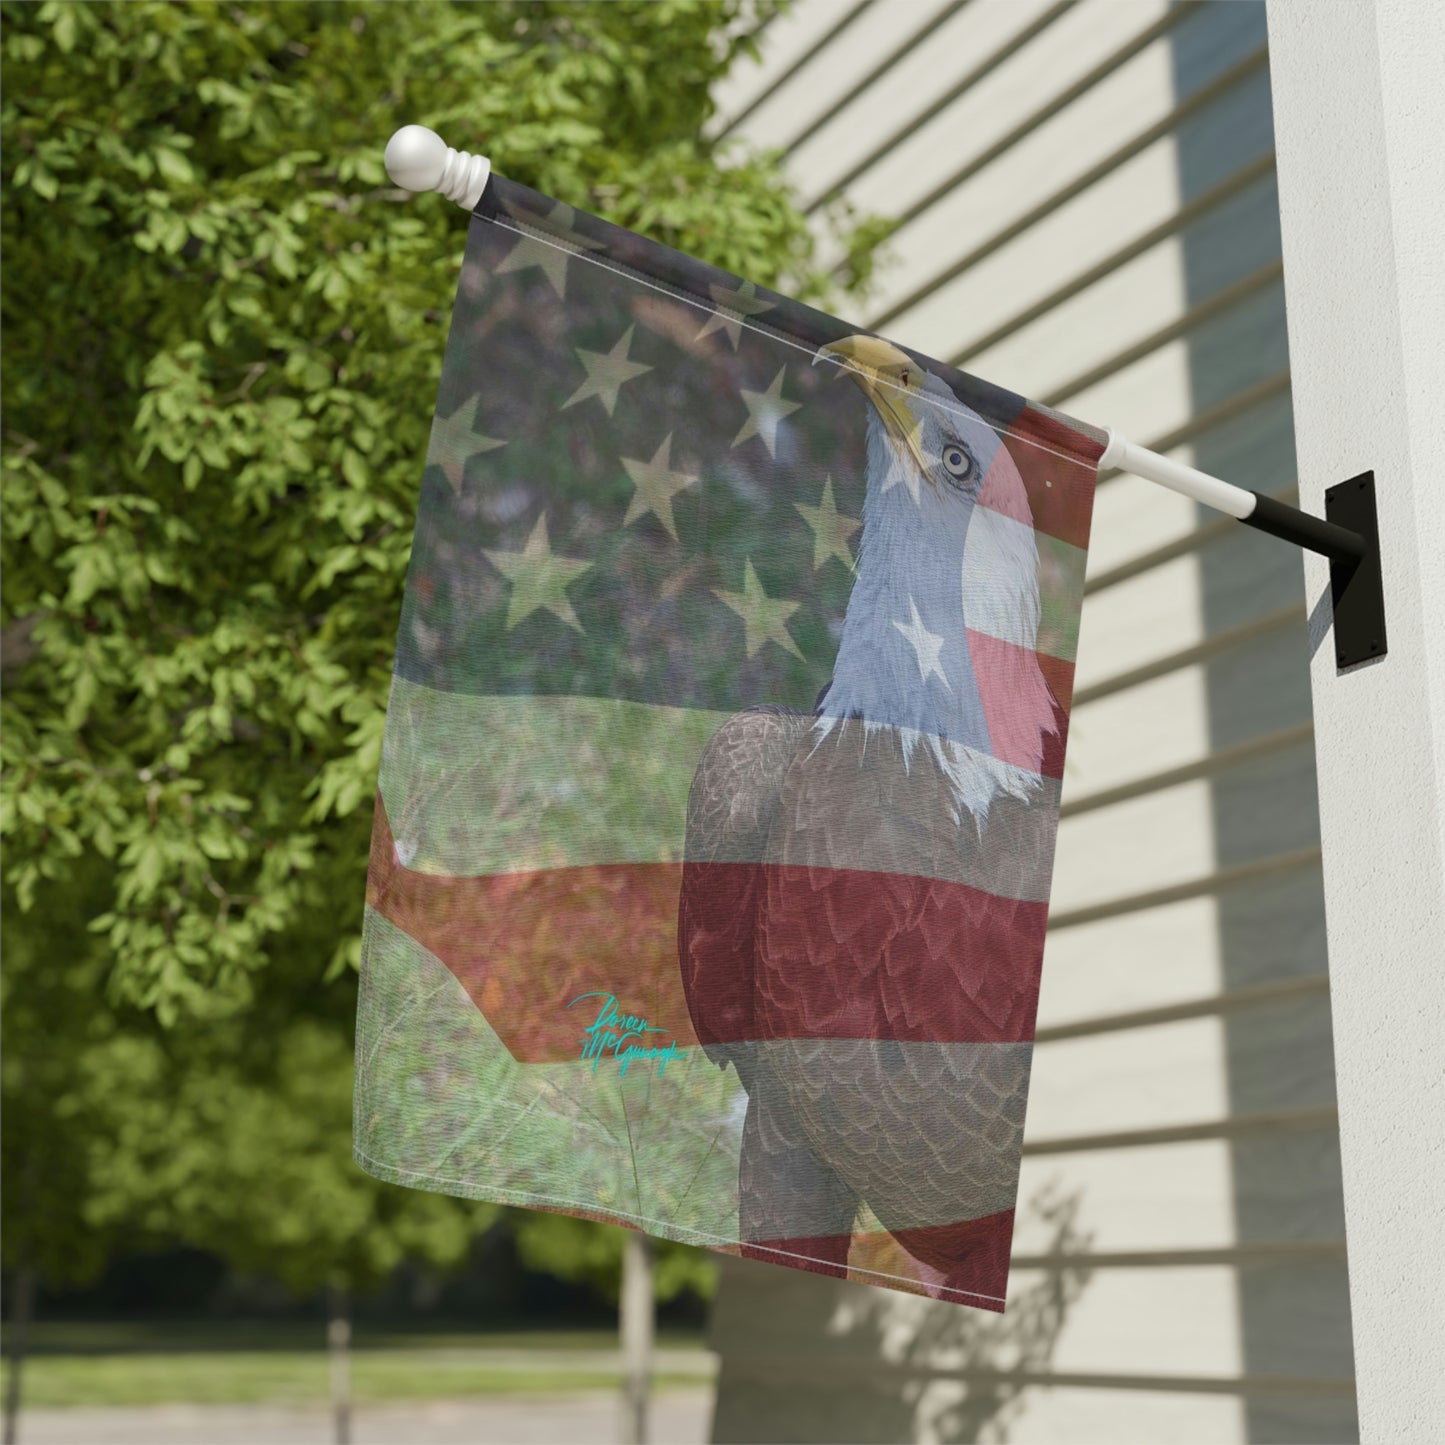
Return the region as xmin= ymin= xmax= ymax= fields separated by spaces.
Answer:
xmin=568 ymin=992 xmax=687 ymax=1078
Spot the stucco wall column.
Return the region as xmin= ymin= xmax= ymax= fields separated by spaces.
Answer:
xmin=1267 ymin=2 xmax=1445 ymax=1439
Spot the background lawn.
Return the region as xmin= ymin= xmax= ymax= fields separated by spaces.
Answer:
xmin=1 ymin=1323 xmax=714 ymax=1409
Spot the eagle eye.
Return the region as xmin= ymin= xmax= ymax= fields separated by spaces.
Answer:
xmin=940 ymin=441 xmax=976 ymax=486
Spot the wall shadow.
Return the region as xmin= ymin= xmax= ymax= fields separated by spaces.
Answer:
xmin=710 ymin=1182 xmax=1093 ymax=1444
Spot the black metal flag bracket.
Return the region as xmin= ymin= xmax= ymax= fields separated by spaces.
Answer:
xmin=381 ymin=124 xmax=1389 ymax=672
xmin=1320 ymin=472 xmax=1386 ymax=668
xmin=1101 ymin=428 xmax=1387 ymax=670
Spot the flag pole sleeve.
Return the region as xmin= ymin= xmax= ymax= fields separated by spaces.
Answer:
xmin=1099 ymin=426 xmax=1366 ymax=566
xmin=384 ymin=125 xmax=491 ymax=211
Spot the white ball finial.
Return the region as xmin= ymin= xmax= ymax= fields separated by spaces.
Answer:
xmin=384 ymin=125 xmax=447 ymax=191
xmin=384 ymin=125 xmax=491 ymax=211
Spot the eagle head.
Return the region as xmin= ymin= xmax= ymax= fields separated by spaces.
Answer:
xmin=811 ymin=335 xmax=1056 ymax=822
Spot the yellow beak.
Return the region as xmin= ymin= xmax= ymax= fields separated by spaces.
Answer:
xmin=815 ymin=334 xmax=931 ymax=481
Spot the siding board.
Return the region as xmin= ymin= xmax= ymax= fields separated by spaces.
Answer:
xmin=826 ymin=0 xmax=1144 ymax=223
xmin=1037 ymin=895 xmax=1222 ymax=1024
xmin=1051 ymin=778 xmax=1217 ymax=912
xmin=805 ymin=0 xmax=1078 ymax=213
xmin=1013 ymin=1141 xmax=1238 ymax=1253
xmin=1025 ymin=1017 xmax=1233 ymax=1136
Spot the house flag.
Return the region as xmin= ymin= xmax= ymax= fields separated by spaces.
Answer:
xmin=354 ymin=175 xmax=1104 ymax=1313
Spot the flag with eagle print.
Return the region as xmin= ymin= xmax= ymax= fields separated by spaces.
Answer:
xmin=355 ymin=175 xmax=1103 ymax=1313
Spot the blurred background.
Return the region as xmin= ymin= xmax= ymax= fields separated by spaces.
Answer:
xmin=1 ymin=1 xmax=1357 ymax=1442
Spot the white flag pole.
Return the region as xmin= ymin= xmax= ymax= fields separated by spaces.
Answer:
xmin=1098 ymin=427 xmax=1257 ymax=518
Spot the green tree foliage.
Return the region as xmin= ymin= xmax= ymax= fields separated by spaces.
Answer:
xmin=0 ymin=859 xmax=125 ymax=1290
xmin=1 ymin=0 xmax=882 ymax=1306
xmin=2 ymin=0 xmax=882 ymax=1017
xmin=3 ymin=886 xmax=485 ymax=1297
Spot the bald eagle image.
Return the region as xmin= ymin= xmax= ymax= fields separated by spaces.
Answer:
xmin=678 ymin=335 xmax=1061 ymax=1304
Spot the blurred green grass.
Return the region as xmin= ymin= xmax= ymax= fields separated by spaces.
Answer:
xmin=0 ymin=1324 xmax=714 ymax=1408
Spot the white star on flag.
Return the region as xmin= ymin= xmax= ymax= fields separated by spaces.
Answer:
xmin=563 ymin=325 xmax=653 ymax=416
xmin=496 ymin=199 xmax=603 ymax=298
xmin=621 ymin=434 xmax=699 ymax=542
xmin=733 ymin=368 xmax=801 ymax=458
xmin=794 ymin=475 xmax=860 ymax=572
xmin=482 ymin=513 xmax=592 ymax=632
xmin=893 ymin=598 xmax=950 ymax=689
xmin=713 ymin=559 xmax=804 ymax=661
xmin=696 ymin=279 xmax=773 ymax=349
xmin=429 ymin=396 xmax=505 ymax=495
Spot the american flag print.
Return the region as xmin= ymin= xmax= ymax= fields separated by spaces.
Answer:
xmin=354 ymin=175 xmax=1104 ymax=1312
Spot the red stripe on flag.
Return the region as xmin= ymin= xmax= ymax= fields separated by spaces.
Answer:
xmin=742 ymin=1208 xmax=1014 ymax=1312
xmin=368 ymin=798 xmax=697 ymax=1062
xmin=1002 ymin=406 xmax=1102 ymax=553
xmin=965 ymin=629 xmax=1074 ymax=778
xmin=749 ymin=864 xmax=1045 ymax=1045
xmin=371 ymin=801 xmax=1046 ymax=1060
xmin=1037 ymin=650 xmax=1076 ymax=716
xmin=855 ymin=1207 xmax=1014 ymax=1311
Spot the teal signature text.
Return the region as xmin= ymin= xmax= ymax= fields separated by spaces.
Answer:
xmin=568 ymin=992 xmax=687 ymax=1078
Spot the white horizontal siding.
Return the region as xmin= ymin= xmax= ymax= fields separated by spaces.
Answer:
xmin=1072 ymin=551 xmax=1206 ymax=688
xmin=1023 ymin=1017 xmax=1232 ymax=1136
xmin=1014 ymin=1140 xmax=1237 ymax=1253
xmin=708 ymin=0 xmax=875 ymax=126
xmin=1037 ymin=895 xmax=1222 ymax=1023
xmin=788 ymin=0 xmax=1059 ymax=192
xmin=967 ymin=244 xmax=1189 ymax=404
xmin=1050 ymin=778 xmax=1217 ymax=914
xmin=840 ymin=1 xmax=1171 ymax=226
xmin=981 ymin=1385 xmax=1244 ymax=1444
xmin=706 ymin=2 xmax=1353 ymax=1440
xmin=883 ymin=144 xmax=1188 ymax=360
xmin=729 ymin=0 xmax=966 ymax=154
xmin=1067 ymin=343 xmax=1200 ymax=447
xmin=1019 ymin=1266 xmax=1244 ymax=1375
xmin=1085 ymin=470 xmax=1201 ymax=577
